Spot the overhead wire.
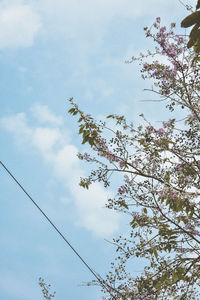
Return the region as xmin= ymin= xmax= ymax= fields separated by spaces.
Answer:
xmin=0 ymin=160 xmax=121 ymax=300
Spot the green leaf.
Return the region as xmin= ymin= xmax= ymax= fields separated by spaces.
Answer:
xmin=189 ymin=24 xmax=200 ymax=39
xmin=78 ymin=117 xmax=83 ymax=122
xmin=139 ymin=138 xmax=145 ymax=145
xmin=143 ymin=208 xmax=147 ymax=214
xmin=194 ymin=39 xmax=200 ymax=53
xmin=154 ymin=248 xmax=158 ymax=259
xmin=181 ymin=11 xmax=200 ymax=28
xmin=188 ymin=27 xmax=200 ymax=49
xmin=197 ymin=0 xmax=200 ymax=10
xmin=88 ymin=137 xmax=95 ymax=146
xmin=68 ymin=108 xmax=75 ymax=114
xmin=164 ymin=172 xmax=170 ymax=183
xmin=187 ymin=37 xmax=197 ymax=48
xmin=82 ymin=136 xmax=89 ymax=144
xmin=119 ymin=200 xmax=128 ymax=209
xmin=172 ymin=271 xmax=179 ymax=283
xmin=166 ymin=244 xmax=171 ymax=253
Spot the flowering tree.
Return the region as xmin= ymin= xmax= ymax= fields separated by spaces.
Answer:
xmin=68 ymin=15 xmax=200 ymax=300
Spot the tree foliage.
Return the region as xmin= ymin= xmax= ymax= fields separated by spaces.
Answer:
xmin=181 ymin=0 xmax=200 ymax=52
xmin=68 ymin=15 xmax=200 ymax=300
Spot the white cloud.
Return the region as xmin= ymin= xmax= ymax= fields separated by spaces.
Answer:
xmin=74 ymin=183 xmax=118 ymax=236
xmin=0 ymin=2 xmax=42 ymax=49
xmin=31 ymin=104 xmax=63 ymax=126
xmin=1 ymin=105 xmax=120 ymax=237
xmin=33 ymin=0 xmax=184 ymax=49
xmin=1 ymin=113 xmax=32 ymax=144
xmin=32 ymin=127 xmax=64 ymax=153
xmin=0 ymin=0 xmax=190 ymax=50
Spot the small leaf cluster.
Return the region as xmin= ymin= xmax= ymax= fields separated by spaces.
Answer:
xmin=38 ymin=278 xmax=56 ymax=300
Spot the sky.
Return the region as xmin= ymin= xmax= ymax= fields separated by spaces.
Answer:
xmin=0 ymin=0 xmax=194 ymax=299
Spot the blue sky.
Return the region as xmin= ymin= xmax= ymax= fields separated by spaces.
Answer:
xmin=0 ymin=0 xmax=193 ymax=299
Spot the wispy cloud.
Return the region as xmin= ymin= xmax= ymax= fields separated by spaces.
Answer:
xmin=0 ymin=0 xmax=192 ymax=51
xmin=38 ymin=0 xmax=179 ymax=41
xmin=31 ymin=104 xmax=64 ymax=126
xmin=1 ymin=105 xmax=120 ymax=237
xmin=0 ymin=1 xmax=42 ymax=49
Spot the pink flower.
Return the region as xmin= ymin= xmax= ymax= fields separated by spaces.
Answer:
xmin=119 ymin=160 xmax=125 ymax=168
xmin=131 ymin=160 xmax=139 ymax=167
xmin=194 ymin=230 xmax=200 ymax=236
xmin=176 ymin=164 xmax=182 ymax=173
xmin=118 ymin=284 xmax=124 ymax=289
xmin=159 ymin=190 xmax=165 ymax=196
xmin=146 ymin=30 xmax=151 ymax=37
xmin=80 ymin=152 xmax=90 ymax=160
xmin=118 ymin=185 xmax=126 ymax=194
xmin=179 ymin=248 xmax=186 ymax=253
xmin=157 ymin=128 xmax=165 ymax=136
xmin=160 ymin=26 xmax=166 ymax=32
xmin=171 ymin=192 xmax=178 ymax=200
xmin=107 ymin=285 xmax=111 ymax=292
xmin=133 ymin=212 xmax=140 ymax=219
xmin=184 ymin=224 xmax=191 ymax=230
xmin=163 ymin=122 xmax=170 ymax=128
xmin=146 ymin=126 xmax=154 ymax=131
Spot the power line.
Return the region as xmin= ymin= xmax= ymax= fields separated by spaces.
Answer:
xmin=0 ymin=160 xmax=120 ymax=299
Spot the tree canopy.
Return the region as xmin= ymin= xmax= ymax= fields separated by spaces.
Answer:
xmin=69 ymin=13 xmax=200 ymax=300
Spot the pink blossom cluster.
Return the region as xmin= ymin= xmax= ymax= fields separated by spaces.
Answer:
xmin=163 ymin=121 xmax=170 ymax=128
xmin=146 ymin=125 xmax=166 ymax=136
xmin=142 ymin=61 xmax=176 ymax=95
xmin=178 ymin=248 xmax=186 ymax=253
xmin=143 ymin=18 xmax=186 ymax=96
xmin=124 ymin=174 xmax=133 ymax=184
xmin=98 ymin=150 xmax=119 ymax=163
xmin=77 ymin=152 xmax=90 ymax=160
xmin=143 ymin=61 xmax=175 ymax=77
xmin=133 ymin=294 xmax=154 ymax=300
xmin=146 ymin=126 xmax=154 ymax=132
xmin=132 ymin=212 xmax=140 ymax=219
xmin=119 ymin=160 xmax=125 ymax=168
xmin=193 ymin=230 xmax=200 ymax=236
xmin=131 ymin=159 xmax=139 ymax=168
xmin=187 ymin=112 xmax=200 ymax=121
xmin=154 ymin=127 xmax=166 ymax=136
xmin=95 ymin=138 xmax=119 ymax=163
xmin=185 ymin=175 xmax=192 ymax=181
xmin=159 ymin=189 xmax=179 ymax=200
xmin=145 ymin=155 xmax=150 ymax=161
xmin=170 ymin=191 xmax=179 ymax=200
xmin=153 ymin=19 xmax=184 ymax=59
xmin=118 ymin=185 xmax=126 ymax=194
xmin=176 ymin=164 xmax=183 ymax=173
xmin=183 ymin=223 xmax=200 ymax=236
xmin=184 ymin=223 xmax=192 ymax=230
